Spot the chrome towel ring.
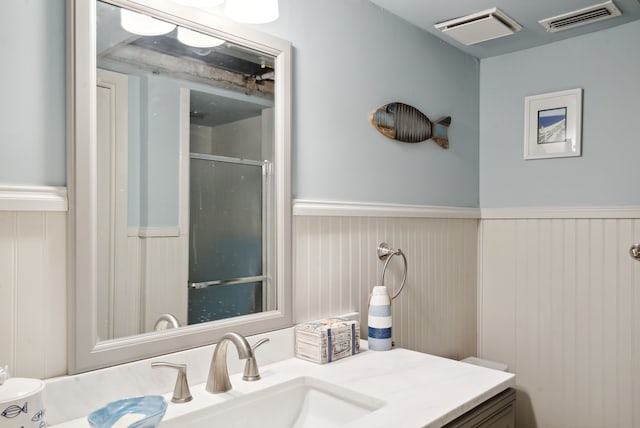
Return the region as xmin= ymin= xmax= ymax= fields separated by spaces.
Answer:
xmin=377 ymin=243 xmax=408 ymax=300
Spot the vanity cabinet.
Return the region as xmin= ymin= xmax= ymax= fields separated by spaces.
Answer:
xmin=444 ymin=388 xmax=515 ymax=428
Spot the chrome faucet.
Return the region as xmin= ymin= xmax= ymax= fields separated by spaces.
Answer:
xmin=206 ymin=332 xmax=269 ymax=393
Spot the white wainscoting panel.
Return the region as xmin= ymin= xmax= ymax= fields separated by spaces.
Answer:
xmin=479 ymin=218 xmax=640 ymax=428
xmin=110 ymin=236 xmax=142 ymax=338
xmin=1 ymin=204 xmax=478 ymax=378
xmin=294 ymin=215 xmax=478 ymax=359
xmin=141 ymin=234 xmax=188 ymax=332
xmin=0 ymin=212 xmax=67 ymax=378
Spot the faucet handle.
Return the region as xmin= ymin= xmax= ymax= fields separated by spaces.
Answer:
xmin=252 ymin=338 xmax=270 ymax=351
xmin=242 ymin=338 xmax=270 ymax=381
xmin=151 ymin=362 xmax=193 ymax=403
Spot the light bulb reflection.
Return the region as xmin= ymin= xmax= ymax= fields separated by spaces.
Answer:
xmin=177 ymin=27 xmax=225 ymax=48
xmin=120 ymin=9 xmax=176 ymax=36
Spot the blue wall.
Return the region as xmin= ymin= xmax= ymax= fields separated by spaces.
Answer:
xmin=479 ymin=20 xmax=640 ymax=208
xmin=0 ymin=0 xmax=66 ymax=186
xmin=0 ymin=0 xmax=480 ymax=208
xmin=5 ymin=1 xmax=639 ymax=208
xmin=263 ymin=0 xmax=480 ymax=207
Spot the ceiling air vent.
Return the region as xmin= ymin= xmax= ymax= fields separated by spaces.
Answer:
xmin=435 ymin=8 xmax=522 ymax=46
xmin=539 ymin=0 xmax=622 ymax=33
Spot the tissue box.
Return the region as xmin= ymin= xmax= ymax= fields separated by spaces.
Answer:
xmin=295 ymin=318 xmax=360 ymax=364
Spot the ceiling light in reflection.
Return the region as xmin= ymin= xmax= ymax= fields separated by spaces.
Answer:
xmin=120 ymin=9 xmax=176 ymax=36
xmin=171 ymin=0 xmax=224 ymax=7
xmin=177 ymin=27 xmax=225 ymax=48
xmin=225 ymin=0 xmax=279 ymax=24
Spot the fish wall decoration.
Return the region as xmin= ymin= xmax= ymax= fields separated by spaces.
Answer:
xmin=370 ymin=102 xmax=451 ymax=149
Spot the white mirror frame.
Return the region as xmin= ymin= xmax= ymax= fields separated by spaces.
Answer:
xmin=68 ymin=0 xmax=292 ymax=373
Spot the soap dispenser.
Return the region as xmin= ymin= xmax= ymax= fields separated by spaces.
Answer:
xmin=367 ymin=286 xmax=392 ymax=351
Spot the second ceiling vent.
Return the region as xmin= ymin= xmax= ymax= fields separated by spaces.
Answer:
xmin=539 ymin=0 xmax=622 ymax=33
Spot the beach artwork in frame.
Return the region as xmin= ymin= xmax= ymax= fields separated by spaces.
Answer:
xmin=524 ymin=88 xmax=582 ymax=160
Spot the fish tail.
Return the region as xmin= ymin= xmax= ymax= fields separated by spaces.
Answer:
xmin=431 ymin=116 xmax=451 ymax=149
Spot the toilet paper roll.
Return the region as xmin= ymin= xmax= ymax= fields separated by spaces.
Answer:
xmin=0 ymin=378 xmax=46 ymax=428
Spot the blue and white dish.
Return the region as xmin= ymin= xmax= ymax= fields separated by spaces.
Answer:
xmin=87 ymin=395 xmax=167 ymax=428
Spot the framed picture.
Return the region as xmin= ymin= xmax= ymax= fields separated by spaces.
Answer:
xmin=523 ymin=88 xmax=582 ymax=160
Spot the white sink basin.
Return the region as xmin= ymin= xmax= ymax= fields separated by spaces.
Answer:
xmin=161 ymin=377 xmax=385 ymax=428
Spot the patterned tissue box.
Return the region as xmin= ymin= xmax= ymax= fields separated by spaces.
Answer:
xmin=295 ymin=318 xmax=360 ymax=364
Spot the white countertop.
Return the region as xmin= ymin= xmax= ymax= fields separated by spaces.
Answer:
xmin=45 ymin=328 xmax=514 ymax=427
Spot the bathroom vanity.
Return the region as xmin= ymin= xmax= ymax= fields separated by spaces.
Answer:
xmin=45 ymin=328 xmax=515 ymax=427
xmin=444 ymin=388 xmax=515 ymax=428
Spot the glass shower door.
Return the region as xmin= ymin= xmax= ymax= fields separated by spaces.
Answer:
xmin=188 ymin=154 xmax=266 ymax=324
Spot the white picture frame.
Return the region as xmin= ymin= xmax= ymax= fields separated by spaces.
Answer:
xmin=523 ymin=88 xmax=582 ymax=160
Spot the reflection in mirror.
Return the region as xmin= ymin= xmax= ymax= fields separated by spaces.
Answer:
xmin=95 ymin=1 xmax=277 ymax=340
xmin=187 ymin=90 xmax=274 ymax=326
xmin=69 ymin=0 xmax=291 ymax=374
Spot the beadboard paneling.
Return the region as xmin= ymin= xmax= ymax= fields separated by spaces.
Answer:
xmin=479 ymin=218 xmax=640 ymax=428
xmin=0 ymin=212 xmax=67 ymax=378
xmin=141 ymin=234 xmax=188 ymax=332
xmin=294 ymin=215 xmax=478 ymax=359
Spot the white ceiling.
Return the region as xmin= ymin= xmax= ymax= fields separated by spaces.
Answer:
xmin=366 ymin=0 xmax=640 ymax=58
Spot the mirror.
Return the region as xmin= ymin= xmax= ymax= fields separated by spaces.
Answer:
xmin=69 ymin=0 xmax=292 ymax=373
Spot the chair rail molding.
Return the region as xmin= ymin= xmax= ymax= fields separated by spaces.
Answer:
xmin=293 ymin=199 xmax=481 ymax=219
xmin=481 ymin=205 xmax=640 ymax=219
xmin=0 ymin=186 xmax=68 ymax=212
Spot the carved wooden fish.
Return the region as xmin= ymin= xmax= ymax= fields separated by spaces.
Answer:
xmin=370 ymin=102 xmax=451 ymax=149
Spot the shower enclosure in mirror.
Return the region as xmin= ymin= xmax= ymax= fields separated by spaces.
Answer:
xmin=70 ymin=0 xmax=291 ymax=373
xmin=187 ymin=91 xmax=274 ymax=326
